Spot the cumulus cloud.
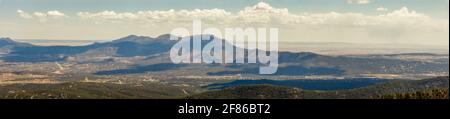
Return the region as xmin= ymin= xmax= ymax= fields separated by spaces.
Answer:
xmin=347 ymin=0 xmax=371 ymax=4
xmin=236 ymin=2 xmax=296 ymax=24
xmin=14 ymin=2 xmax=449 ymax=45
xmin=46 ymin=10 xmax=67 ymax=17
xmin=18 ymin=2 xmax=446 ymax=31
xmin=76 ymin=2 xmax=300 ymax=25
xmin=376 ymin=7 xmax=388 ymax=12
xmin=384 ymin=7 xmax=425 ymax=17
xmin=17 ymin=10 xmax=68 ymax=22
xmin=73 ymin=2 xmax=441 ymax=28
xmin=78 ymin=9 xmax=231 ymax=24
xmin=17 ymin=10 xmax=33 ymax=19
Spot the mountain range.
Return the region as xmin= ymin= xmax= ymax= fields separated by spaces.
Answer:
xmin=0 ymin=35 xmax=448 ymax=77
xmin=1 ymin=35 xmax=448 ymax=99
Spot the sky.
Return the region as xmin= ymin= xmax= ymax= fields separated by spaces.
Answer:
xmin=0 ymin=0 xmax=448 ymax=46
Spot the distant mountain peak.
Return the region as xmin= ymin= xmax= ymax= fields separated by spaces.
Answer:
xmin=0 ymin=37 xmax=13 ymax=42
xmin=119 ymin=35 xmax=150 ymax=40
xmin=156 ymin=34 xmax=179 ymax=39
xmin=180 ymin=34 xmax=222 ymax=41
xmin=123 ymin=35 xmax=139 ymax=38
xmin=0 ymin=37 xmax=32 ymax=47
xmin=112 ymin=35 xmax=154 ymax=43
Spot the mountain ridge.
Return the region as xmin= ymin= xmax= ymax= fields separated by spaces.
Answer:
xmin=188 ymin=76 xmax=449 ymax=99
xmin=0 ymin=35 xmax=448 ymax=77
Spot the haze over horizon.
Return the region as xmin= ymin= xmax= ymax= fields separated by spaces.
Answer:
xmin=0 ymin=0 xmax=449 ymax=46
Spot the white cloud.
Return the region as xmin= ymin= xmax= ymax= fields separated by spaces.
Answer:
xmin=347 ymin=0 xmax=371 ymax=4
xmin=74 ymin=2 xmax=298 ymax=25
xmin=73 ymin=2 xmax=440 ymax=28
xmin=376 ymin=7 xmax=388 ymax=12
xmin=47 ymin=10 xmax=67 ymax=17
xmin=14 ymin=2 xmax=449 ymax=45
xmin=385 ymin=7 xmax=424 ymax=18
xmin=78 ymin=9 xmax=232 ymax=25
xmin=17 ymin=10 xmax=68 ymax=22
xmin=17 ymin=10 xmax=33 ymax=19
xmin=235 ymin=2 xmax=296 ymax=24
